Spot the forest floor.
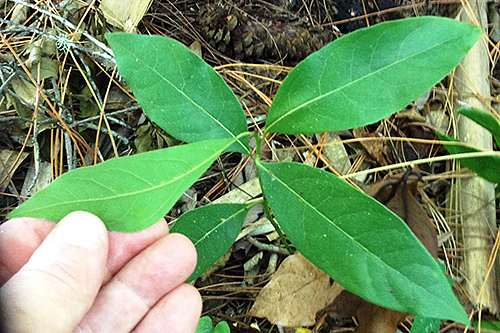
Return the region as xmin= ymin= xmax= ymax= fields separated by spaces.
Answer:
xmin=1 ymin=0 xmax=500 ymax=332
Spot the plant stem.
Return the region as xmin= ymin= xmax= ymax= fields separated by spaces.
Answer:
xmin=253 ymin=132 xmax=294 ymax=254
xmin=254 ymin=132 xmax=262 ymax=161
xmin=261 ymin=199 xmax=294 ymax=254
xmin=341 ymin=150 xmax=500 ymax=181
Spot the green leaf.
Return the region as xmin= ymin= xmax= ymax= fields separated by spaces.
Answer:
xmin=410 ymin=261 xmax=455 ymax=332
xmin=458 ymin=108 xmax=500 ymax=147
xmin=170 ymin=203 xmax=249 ymax=282
xmin=107 ymin=33 xmax=250 ymax=154
xmin=473 ymin=319 xmax=500 ymax=331
xmin=214 ymin=321 xmax=231 ymax=333
xmin=436 ymin=132 xmax=500 ymax=184
xmin=194 ymin=317 xmax=231 ymax=333
xmin=410 ymin=261 xmax=452 ymax=332
xmin=8 ymin=138 xmax=236 ymax=232
xmin=265 ymin=17 xmax=481 ymax=134
xmin=134 ymin=123 xmax=154 ymax=153
xmin=30 ymin=58 xmax=60 ymax=81
xmin=257 ymin=161 xmax=469 ymax=324
xmin=76 ymin=86 xmax=100 ymax=118
xmin=195 ymin=317 xmax=213 ymax=333
xmin=410 ymin=316 xmax=440 ymax=333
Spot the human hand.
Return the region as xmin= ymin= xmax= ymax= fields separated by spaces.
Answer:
xmin=0 ymin=211 xmax=202 ymax=332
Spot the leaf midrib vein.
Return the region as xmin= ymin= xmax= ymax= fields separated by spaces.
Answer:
xmin=34 ymin=147 xmax=227 ymax=210
xmin=193 ymin=205 xmax=248 ymax=246
xmin=121 ymin=44 xmax=246 ymax=150
xmin=260 ymin=163 xmax=446 ymax=306
xmin=266 ymin=33 xmax=463 ymax=132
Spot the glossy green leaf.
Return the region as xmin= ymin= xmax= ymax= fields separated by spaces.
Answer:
xmin=265 ymin=17 xmax=481 ymax=134
xmin=107 ymin=33 xmax=250 ymax=154
xmin=8 ymin=138 xmax=237 ymax=232
xmin=458 ymin=108 xmax=500 ymax=146
xmin=436 ymin=132 xmax=500 ymax=184
xmin=170 ymin=203 xmax=249 ymax=282
xmin=257 ymin=161 xmax=469 ymax=324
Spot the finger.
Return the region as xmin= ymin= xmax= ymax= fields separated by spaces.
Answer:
xmin=0 ymin=218 xmax=55 ymax=285
xmin=0 ymin=217 xmax=168 ymax=286
xmin=133 ymin=284 xmax=202 ymax=333
xmin=0 ymin=212 xmax=108 ymax=333
xmin=76 ymin=233 xmax=197 ymax=332
xmin=104 ymin=218 xmax=168 ymax=282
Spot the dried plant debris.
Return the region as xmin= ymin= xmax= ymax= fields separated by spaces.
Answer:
xmin=250 ymin=253 xmax=408 ymax=333
xmin=249 ymin=253 xmax=344 ymax=327
xmin=327 ymin=290 xmax=407 ymax=333
xmin=195 ymin=0 xmax=338 ymax=61
xmin=0 ymin=0 xmax=140 ymax=219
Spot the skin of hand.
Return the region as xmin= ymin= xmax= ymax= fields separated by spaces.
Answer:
xmin=0 ymin=211 xmax=202 ymax=332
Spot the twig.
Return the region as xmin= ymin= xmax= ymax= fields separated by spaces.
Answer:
xmin=64 ymin=131 xmax=76 ymax=171
xmin=0 ymin=18 xmax=115 ymax=63
xmin=27 ymin=120 xmax=42 ymax=193
xmin=0 ymin=72 xmax=16 ymax=94
xmin=7 ymin=0 xmax=114 ymax=58
xmin=79 ymin=123 xmax=129 ymax=145
xmin=70 ymin=106 xmax=141 ymax=127
xmin=265 ymin=252 xmax=279 ymax=275
xmin=246 ymin=236 xmax=290 ymax=256
xmin=72 ymin=49 xmax=103 ymax=106
xmin=0 ymin=116 xmax=34 ymax=123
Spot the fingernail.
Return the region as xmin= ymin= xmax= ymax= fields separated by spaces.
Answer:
xmin=52 ymin=211 xmax=106 ymax=250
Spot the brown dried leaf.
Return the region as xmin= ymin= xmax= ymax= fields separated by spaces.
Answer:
xmin=0 ymin=149 xmax=29 ymax=192
xmin=366 ymin=171 xmax=438 ymax=257
xmin=352 ymin=127 xmax=389 ymax=166
xmin=328 ymin=290 xmax=407 ymax=333
xmin=249 ymin=253 xmax=343 ymax=327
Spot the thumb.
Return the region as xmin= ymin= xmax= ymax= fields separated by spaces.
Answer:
xmin=1 ymin=211 xmax=108 ymax=333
